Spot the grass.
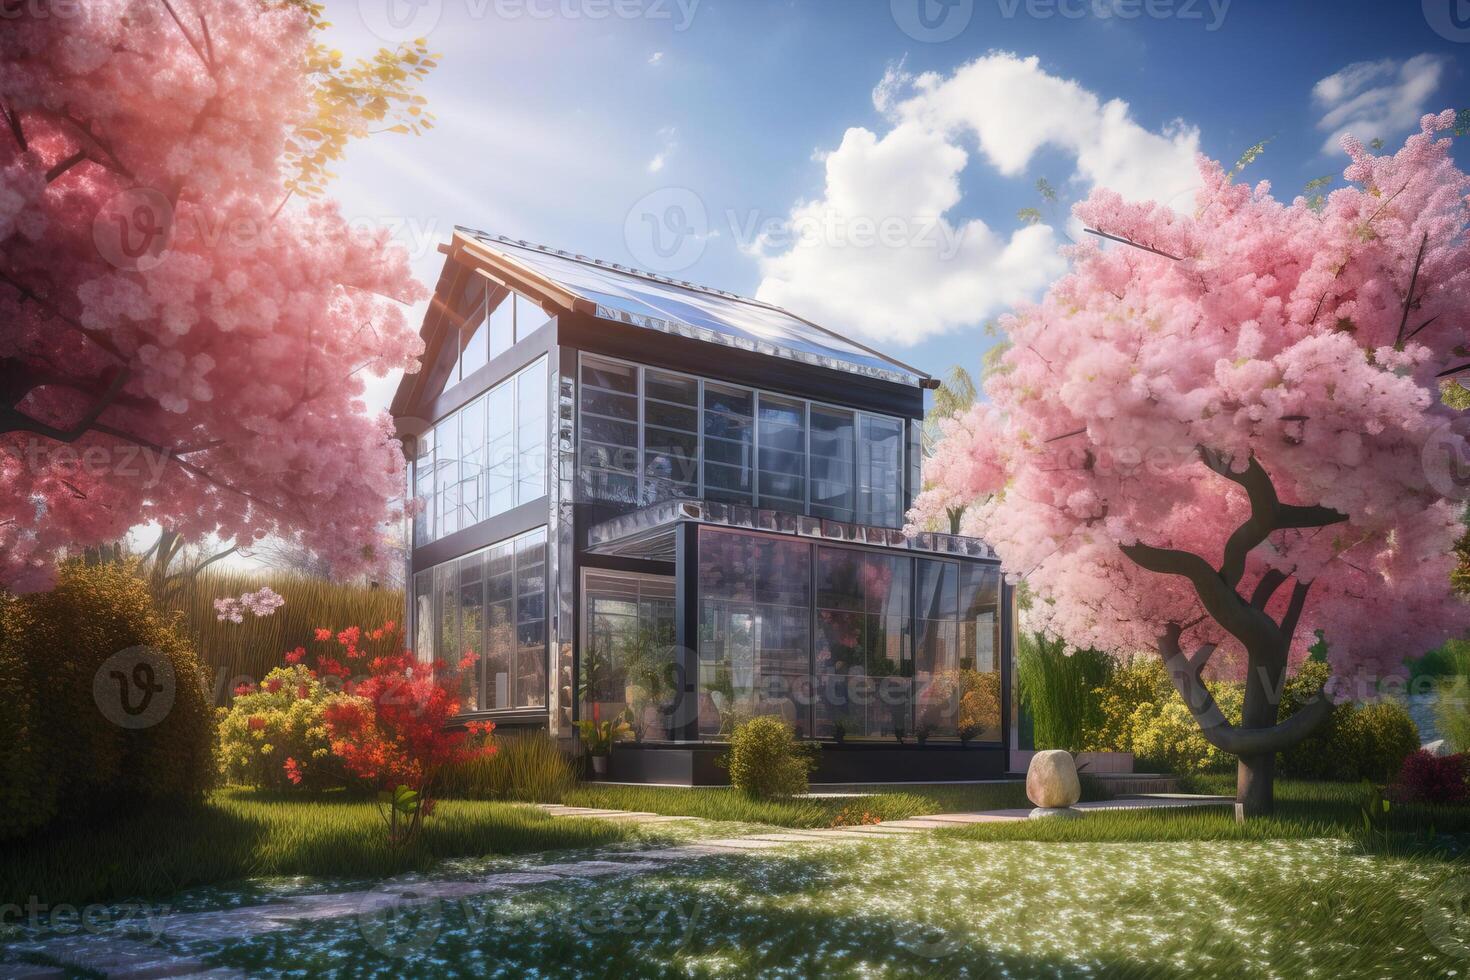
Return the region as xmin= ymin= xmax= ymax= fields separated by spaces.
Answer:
xmin=941 ymin=778 xmax=1470 ymax=849
xmin=0 ymin=787 xmax=632 ymax=908
xmin=563 ymin=780 xmax=1064 ymax=828
xmin=191 ymin=833 xmax=1467 ymax=978
xmin=439 ymin=732 xmax=578 ymax=803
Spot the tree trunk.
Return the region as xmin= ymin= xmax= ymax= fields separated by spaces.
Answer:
xmin=1235 ymin=751 xmax=1275 ymax=820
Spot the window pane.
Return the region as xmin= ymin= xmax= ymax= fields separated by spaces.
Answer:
xmin=486 ymin=383 xmax=515 ymax=518
xmin=459 ymin=397 xmax=485 ymax=528
xmin=517 ymin=359 xmax=547 ymax=505
xmin=858 ymin=415 xmax=904 ymax=528
xmin=515 ymin=293 xmax=548 ymax=341
xmin=413 ymin=429 xmax=435 ymax=546
xmin=580 ymin=358 xmax=640 ymax=504
xmin=434 ymin=414 xmax=459 ymax=537
xmin=809 ymin=406 xmax=856 ymax=522
xmin=580 ymin=572 xmax=676 ymax=741
xmin=702 ymin=383 xmax=753 ymax=504
xmin=414 ymin=570 xmax=435 ymax=665
xmin=457 ymin=554 xmax=484 ymax=711
xmin=644 ymin=370 xmax=698 ymax=503
xmin=514 ymin=530 xmax=547 ymax=707
xmin=436 ymin=559 xmax=459 ymax=677
xmin=487 ymin=290 xmax=514 ymax=359
xmin=484 ymin=542 xmax=514 ymax=709
xmin=814 ymin=548 xmax=910 ymax=740
xmin=459 ymin=317 xmax=488 ymax=380
xmin=757 ymin=394 xmax=805 ymax=513
xmin=697 ymin=529 xmax=811 ymax=739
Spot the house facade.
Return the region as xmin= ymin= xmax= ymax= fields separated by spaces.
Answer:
xmin=391 ymin=228 xmax=1016 ymax=784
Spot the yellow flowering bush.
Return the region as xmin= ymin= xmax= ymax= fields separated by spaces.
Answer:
xmin=217 ymin=663 xmax=368 ymax=791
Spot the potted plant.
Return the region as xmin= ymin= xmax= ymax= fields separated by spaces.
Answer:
xmin=831 ymin=717 xmax=848 ymax=745
xmin=958 ymin=723 xmax=980 ymax=748
xmin=577 ymin=709 xmax=632 ymax=777
xmin=915 ymin=721 xmax=934 ymax=747
xmin=893 ymin=723 xmax=906 ymax=746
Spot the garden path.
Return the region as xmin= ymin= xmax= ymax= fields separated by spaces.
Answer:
xmin=3 ymin=795 xmax=1232 ymax=978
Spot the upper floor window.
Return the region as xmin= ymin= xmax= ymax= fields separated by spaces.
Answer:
xmin=576 ymin=354 xmax=907 ymax=527
xmin=450 ymin=285 xmax=553 ymax=386
xmin=412 ymin=356 xmax=548 ymax=547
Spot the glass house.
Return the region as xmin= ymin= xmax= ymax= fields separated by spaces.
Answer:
xmin=391 ymin=228 xmax=1016 ymax=783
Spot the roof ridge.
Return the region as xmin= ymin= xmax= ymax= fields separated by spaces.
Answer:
xmin=455 ymin=225 xmax=795 ymax=313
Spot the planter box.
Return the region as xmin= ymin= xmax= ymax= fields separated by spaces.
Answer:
xmin=1009 ymin=749 xmax=1135 ymax=774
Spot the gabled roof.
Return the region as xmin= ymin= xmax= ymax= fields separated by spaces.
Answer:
xmin=452 ymin=227 xmax=931 ymax=387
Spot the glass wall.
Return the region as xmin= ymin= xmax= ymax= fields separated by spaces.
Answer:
xmin=412 ymin=356 xmax=548 ymax=547
xmin=697 ymin=529 xmax=812 ymax=738
xmin=580 ymin=571 xmax=676 ymax=740
xmin=914 ymin=559 xmax=1002 ymax=740
xmin=814 ymin=548 xmax=911 ymax=739
xmin=413 ymin=527 xmax=548 ymax=712
xmin=693 ymin=527 xmax=1003 ymax=743
xmin=577 ymin=354 xmax=907 ymax=526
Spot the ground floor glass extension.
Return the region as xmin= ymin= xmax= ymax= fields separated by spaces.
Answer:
xmin=581 ymin=501 xmax=1011 ymax=771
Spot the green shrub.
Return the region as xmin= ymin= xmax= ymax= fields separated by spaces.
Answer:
xmin=0 ymin=596 xmax=48 ymax=840
xmin=721 ymin=716 xmax=816 ymax=799
xmin=439 ymin=731 xmax=577 ymax=803
xmin=1340 ymin=700 xmax=1419 ymax=782
xmin=217 ymin=664 xmax=366 ymax=791
xmin=0 ymin=563 xmax=215 ymax=840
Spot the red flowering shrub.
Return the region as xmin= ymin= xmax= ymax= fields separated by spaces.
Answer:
xmin=1389 ymin=750 xmax=1470 ymax=806
xmin=305 ymin=622 xmax=495 ymax=844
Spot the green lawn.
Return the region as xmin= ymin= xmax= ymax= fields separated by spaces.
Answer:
xmin=563 ymin=780 xmax=1073 ymax=828
xmin=942 ymin=779 xmax=1470 ymax=848
xmin=192 ymin=833 xmax=1468 ymax=978
xmin=0 ymin=788 xmax=633 ymax=908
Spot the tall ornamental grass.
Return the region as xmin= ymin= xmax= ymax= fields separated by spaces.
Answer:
xmin=163 ymin=569 xmax=403 ymax=704
xmin=1016 ymin=632 xmax=1114 ymax=752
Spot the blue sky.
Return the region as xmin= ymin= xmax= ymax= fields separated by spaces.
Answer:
xmin=323 ymin=0 xmax=1470 ymax=407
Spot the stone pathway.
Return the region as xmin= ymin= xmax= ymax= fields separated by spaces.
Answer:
xmin=3 ymin=794 xmax=1232 ymax=978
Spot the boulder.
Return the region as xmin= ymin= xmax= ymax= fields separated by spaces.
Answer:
xmin=1423 ymin=738 xmax=1453 ymax=757
xmin=1026 ymin=749 xmax=1082 ymax=808
xmin=1028 ymin=806 xmax=1082 ymax=821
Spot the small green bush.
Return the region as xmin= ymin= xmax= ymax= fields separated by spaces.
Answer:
xmin=0 ymin=562 xmax=215 ymax=840
xmin=721 ymin=716 xmax=816 ymax=799
xmin=217 ymin=664 xmax=367 ymax=791
xmin=439 ymin=731 xmax=577 ymax=803
xmin=1017 ymin=633 xmax=1113 ymax=752
xmin=1340 ymin=700 xmax=1419 ymax=782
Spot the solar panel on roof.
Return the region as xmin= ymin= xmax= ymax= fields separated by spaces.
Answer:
xmin=460 ymin=229 xmax=925 ymax=387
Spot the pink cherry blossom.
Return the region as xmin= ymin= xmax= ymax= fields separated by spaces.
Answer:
xmin=915 ymin=111 xmax=1470 ymax=811
xmin=0 ymin=2 xmax=426 ymax=593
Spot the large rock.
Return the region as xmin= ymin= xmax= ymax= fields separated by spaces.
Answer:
xmin=1026 ymin=750 xmax=1082 ymax=808
xmin=1423 ymin=738 xmax=1453 ymax=757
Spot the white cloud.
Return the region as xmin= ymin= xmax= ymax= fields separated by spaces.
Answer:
xmin=648 ymin=51 xmax=664 ymax=66
xmin=646 ymin=125 xmax=677 ymax=174
xmin=1312 ymin=54 xmax=1446 ymax=154
xmin=751 ymin=53 xmax=1203 ymax=347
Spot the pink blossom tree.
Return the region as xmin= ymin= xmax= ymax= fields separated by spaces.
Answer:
xmin=913 ymin=111 xmax=1470 ymax=816
xmin=0 ymin=1 xmax=429 ymax=593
